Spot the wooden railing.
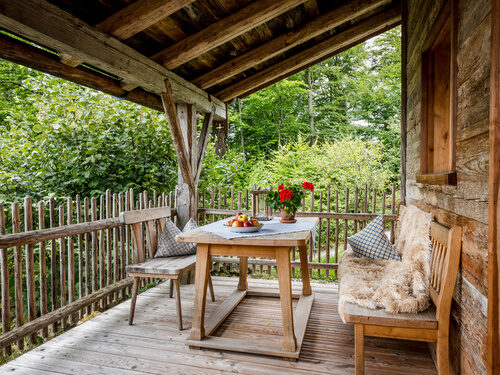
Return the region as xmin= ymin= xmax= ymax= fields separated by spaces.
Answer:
xmin=0 ymin=189 xmax=175 ymax=356
xmin=198 ymin=184 xmax=399 ymax=280
xmin=0 ymin=183 xmax=399 ymax=358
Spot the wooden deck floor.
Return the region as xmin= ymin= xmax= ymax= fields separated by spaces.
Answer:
xmin=2 ymin=277 xmax=437 ymax=375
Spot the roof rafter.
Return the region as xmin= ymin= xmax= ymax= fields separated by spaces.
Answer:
xmin=0 ymin=0 xmax=226 ymax=119
xmin=215 ymin=6 xmax=401 ymax=102
xmin=95 ymin=0 xmax=196 ymax=41
xmin=192 ymin=0 xmax=389 ymax=90
xmin=151 ymin=0 xmax=309 ymax=70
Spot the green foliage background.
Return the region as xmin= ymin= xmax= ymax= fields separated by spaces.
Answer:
xmin=0 ymin=28 xmax=401 ymax=203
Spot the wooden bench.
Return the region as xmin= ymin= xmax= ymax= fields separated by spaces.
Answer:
xmin=340 ymin=207 xmax=462 ymax=375
xmin=120 ymin=207 xmax=215 ymax=330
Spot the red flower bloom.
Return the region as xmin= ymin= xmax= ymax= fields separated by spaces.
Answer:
xmin=279 ymin=189 xmax=293 ymax=202
xmin=302 ymin=182 xmax=314 ymax=191
xmin=278 ymin=184 xmax=285 ymax=191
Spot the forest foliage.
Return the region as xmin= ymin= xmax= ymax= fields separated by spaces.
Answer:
xmin=0 ymin=28 xmax=401 ymax=202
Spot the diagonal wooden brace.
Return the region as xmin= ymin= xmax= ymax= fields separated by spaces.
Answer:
xmin=161 ymin=79 xmax=195 ymax=190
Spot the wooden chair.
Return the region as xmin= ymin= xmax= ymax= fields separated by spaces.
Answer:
xmin=120 ymin=207 xmax=215 ymax=330
xmin=340 ymin=207 xmax=462 ymax=375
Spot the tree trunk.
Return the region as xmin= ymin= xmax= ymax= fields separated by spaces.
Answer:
xmin=238 ymin=98 xmax=246 ymax=163
xmin=278 ymin=106 xmax=283 ymax=148
xmin=305 ymin=68 xmax=316 ymax=143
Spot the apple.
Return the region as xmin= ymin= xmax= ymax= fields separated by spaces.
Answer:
xmin=237 ymin=214 xmax=248 ymax=223
xmin=226 ymin=219 xmax=234 ymax=227
xmin=251 ymin=219 xmax=260 ymax=227
xmin=231 ymin=220 xmax=242 ymax=227
xmin=235 ymin=212 xmax=243 ymax=220
xmin=243 ymin=221 xmax=253 ymax=227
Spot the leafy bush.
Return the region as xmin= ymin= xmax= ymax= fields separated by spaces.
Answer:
xmin=248 ymin=136 xmax=396 ymax=191
xmin=0 ymin=61 xmax=177 ymax=202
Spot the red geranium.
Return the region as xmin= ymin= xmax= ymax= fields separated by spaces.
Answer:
xmin=302 ymin=182 xmax=314 ymax=191
xmin=279 ymin=189 xmax=293 ymax=202
xmin=278 ymin=184 xmax=285 ymax=191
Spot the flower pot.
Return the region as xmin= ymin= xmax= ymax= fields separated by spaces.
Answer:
xmin=280 ymin=208 xmax=297 ymax=224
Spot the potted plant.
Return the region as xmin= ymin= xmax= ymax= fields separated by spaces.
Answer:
xmin=265 ymin=182 xmax=315 ymax=223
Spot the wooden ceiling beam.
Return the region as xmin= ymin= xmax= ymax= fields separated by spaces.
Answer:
xmin=239 ymin=21 xmax=400 ymax=99
xmin=0 ymin=0 xmax=226 ymax=119
xmin=215 ymin=6 xmax=401 ymax=102
xmin=302 ymin=0 xmax=320 ymax=17
xmin=193 ymin=0 xmax=389 ymax=90
xmin=0 ymin=32 xmax=164 ymax=111
xmin=95 ymin=0 xmax=195 ymax=41
xmin=151 ymin=0 xmax=308 ymax=70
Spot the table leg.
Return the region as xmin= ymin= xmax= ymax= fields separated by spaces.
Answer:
xmin=238 ymin=256 xmax=248 ymax=291
xmin=276 ymin=246 xmax=297 ymax=352
xmin=189 ymin=244 xmax=210 ymax=341
xmin=298 ymin=245 xmax=312 ymax=296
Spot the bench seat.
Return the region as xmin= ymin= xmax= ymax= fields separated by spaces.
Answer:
xmin=126 ymin=254 xmax=196 ymax=275
xmin=343 ymin=302 xmax=437 ymax=329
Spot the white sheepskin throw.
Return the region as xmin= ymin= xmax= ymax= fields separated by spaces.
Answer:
xmin=338 ymin=205 xmax=433 ymax=317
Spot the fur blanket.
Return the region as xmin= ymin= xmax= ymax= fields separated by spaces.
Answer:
xmin=338 ymin=205 xmax=433 ymax=317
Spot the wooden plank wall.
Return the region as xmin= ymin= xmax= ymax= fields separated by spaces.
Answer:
xmin=405 ymin=0 xmax=491 ymax=373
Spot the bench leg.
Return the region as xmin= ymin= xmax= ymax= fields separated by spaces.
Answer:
xmin=169 ymin=279 xmax=173 ymax=298
xmin=436 ymin=328 xmax=450 ymax=375
xmin=129 ymin=277 xmax=140 ymax=325
xmin=174 ymin=279 xmax=183 ymax=330
xmin=208 ymin=273 xmax=215 ymax=302
xmin=355 ymin=324 xmax=365 ymax=375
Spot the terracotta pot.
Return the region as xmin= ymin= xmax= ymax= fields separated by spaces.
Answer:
xmin=280 ymin=208 xmax=297 ymax=223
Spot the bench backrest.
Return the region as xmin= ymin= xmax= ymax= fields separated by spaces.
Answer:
xmin=119 ymin=207 xmax=171 ymax=263
xmin=429 ymin=221 xmax=461 ymax=322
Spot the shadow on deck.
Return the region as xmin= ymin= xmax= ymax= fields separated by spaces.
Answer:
xmin=2 ymin=277 xmax=436 ymax=375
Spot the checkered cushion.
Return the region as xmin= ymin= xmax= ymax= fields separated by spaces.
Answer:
xmin=154 ymin=219 xmax=197 ymax=258
xmin=347 ymin=215 xmax=400 ymax=260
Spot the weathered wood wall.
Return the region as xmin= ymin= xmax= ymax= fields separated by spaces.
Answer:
xmin=405 ymin=0 xmax=491 ymax=373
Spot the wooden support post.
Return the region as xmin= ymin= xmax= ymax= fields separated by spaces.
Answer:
xmin=400 ymin=0 xmax=407 ymax=204
xmin=175 ymin=102 xmax=198 ymax=229
xmin=161 ymin=80 xmax=197 ymax=229
xmin=162 ymin=80 xmax=215 ymax=229
xmin=488 ymin=0 xmax=500 ymax=372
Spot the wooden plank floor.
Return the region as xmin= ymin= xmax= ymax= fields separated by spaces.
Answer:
xmin=2 ymin=277 xmax=437 ymax=375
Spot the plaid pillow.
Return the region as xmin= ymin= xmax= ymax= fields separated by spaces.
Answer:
xmin=154 ymin=219 xmax=197 ymax=258
xmin=347 ymin=215 xmax=400 ymax=260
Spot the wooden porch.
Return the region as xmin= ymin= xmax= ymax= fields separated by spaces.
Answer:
xmin=3 ymin=277 xmax=436 ymax=375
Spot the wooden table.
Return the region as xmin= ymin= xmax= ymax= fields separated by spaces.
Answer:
xmin=176 ymin=218 xmax=318 ymax=359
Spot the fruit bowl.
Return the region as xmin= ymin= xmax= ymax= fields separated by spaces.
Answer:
xmin=225 ymin=213 xmax=262 ymax=233
xmin=224 ymin=223 xmax=263 ymax=233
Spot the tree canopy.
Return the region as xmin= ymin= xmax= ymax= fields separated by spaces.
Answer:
xmin=0 ymin=27 xmax=401 ymax=202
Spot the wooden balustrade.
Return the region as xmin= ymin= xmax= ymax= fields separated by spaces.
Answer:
xmin=198 ymin=184 xmax=398 ymax=279
xmin=0 ymin=183 xmax=398 ymax=357
xmin=0 ymin=189 xmax=175 ymax=355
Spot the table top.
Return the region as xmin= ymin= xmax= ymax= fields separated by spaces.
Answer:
xmin=177 ymin=217 xmax=319 ymax=247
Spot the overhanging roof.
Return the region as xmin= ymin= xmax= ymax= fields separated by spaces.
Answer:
xmin=0 ymin=0 xmax=400 ymax=116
